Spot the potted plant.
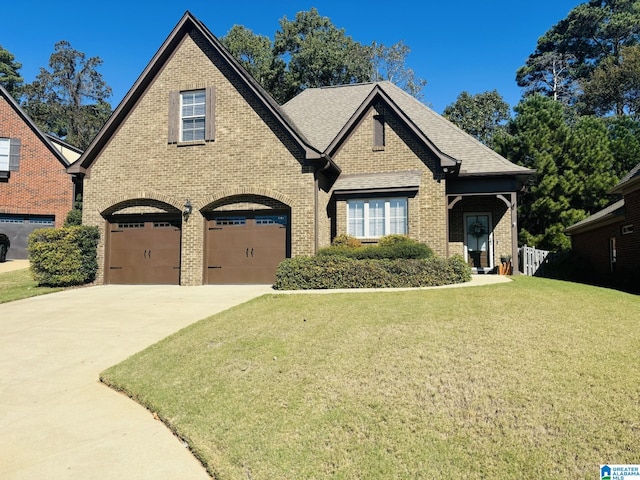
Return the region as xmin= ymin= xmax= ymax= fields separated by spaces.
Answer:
xmin=499 ymin=254 xmax=512 ymax=275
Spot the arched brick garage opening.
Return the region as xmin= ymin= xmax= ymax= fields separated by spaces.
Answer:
xmin=102 ymin=198 xmax=182 ymax=284
xmin=202 ymin=194 xmax=290 ymax=284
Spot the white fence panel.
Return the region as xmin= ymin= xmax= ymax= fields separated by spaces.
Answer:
xmin=519 ymin=245 xmax=552 ymax=276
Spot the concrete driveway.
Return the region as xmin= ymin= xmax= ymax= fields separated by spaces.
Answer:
xmin=0 ymin=284 xmax=272 ymax=480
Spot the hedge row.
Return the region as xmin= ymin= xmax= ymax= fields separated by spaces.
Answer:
xmin=28 ymin=226 xmax=100 ymax=286
xmin=273 ymin=254 xmax=471 ymax=290
xmin=317 ymin=234 xmax=433 ymax=260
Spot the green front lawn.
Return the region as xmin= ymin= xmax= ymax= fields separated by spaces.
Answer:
xmin=101 ymin=277 xmax=640 ymax=479
xmin=0 ymin=268 xmax=63 ymax=303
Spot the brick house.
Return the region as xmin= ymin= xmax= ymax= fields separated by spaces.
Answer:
xmin=68 ymin=12 xmax=532 ymax=285
xmin=0 ymin=84 xmax=82 ymax=259
xmin=566 ymin=162 xmax=640 ymax=291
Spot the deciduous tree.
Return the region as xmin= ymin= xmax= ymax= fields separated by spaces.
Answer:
xmin=370 ymin=40 xmax=427 ymax=100
xmin=442 ymin=90 xmax=510 ymax=148
xmin=273 ymin=8 xmax=372 ymax=102
xmin=221 ymin=25 xmax=285 ymax=101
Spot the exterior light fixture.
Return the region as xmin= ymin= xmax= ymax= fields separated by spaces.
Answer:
xmin=183 ymin=198 xmax=193 ymax=220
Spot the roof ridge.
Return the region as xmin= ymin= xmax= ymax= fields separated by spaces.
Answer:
xmin=0 ymin=84 xmax=71 ymax=167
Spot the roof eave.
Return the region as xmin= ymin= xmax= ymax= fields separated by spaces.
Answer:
xmin=323 ymin=84 xmax=460 ymax=168
xmin=73 ymin=11 xmax=322 ymax=172
xmin=0 ymin=84 xmax=70 ymax=168
xmin=610 ymin=176 xmax=640 ymax=195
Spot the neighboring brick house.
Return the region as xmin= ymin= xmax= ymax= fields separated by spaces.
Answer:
xmin=68 ymin=12 xmax=533 ymax=285
xmin=0 ymin=84 xmax=82 ymax=259
xmin=566 ymin=162 xmax=640 ymax=291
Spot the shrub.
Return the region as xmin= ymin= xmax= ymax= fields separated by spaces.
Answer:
xmin=318 ymin=235 xmax=433 ymax=260
xmin=274 ymin=254 xmax=471 ymax=290
xmin=64 ymin=194 xmax=83 ymax=227
xmin=331 ymin=234 xmax=362 ymax=248
xmin=28 ymin=226 xmax=99 ymax=286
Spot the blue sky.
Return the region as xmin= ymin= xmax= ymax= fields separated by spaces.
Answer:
xmin=3 ymin=0 xmax=583 ymax=114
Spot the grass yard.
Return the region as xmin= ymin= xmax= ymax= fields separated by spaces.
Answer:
xmin=0 ymin=268 xmax=62 ymax=303
xmin=101 ymin=277 xmax=640 ymax=479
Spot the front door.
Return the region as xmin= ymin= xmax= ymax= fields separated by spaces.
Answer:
xmin=465 ymin=214 xmax=492 ymax=269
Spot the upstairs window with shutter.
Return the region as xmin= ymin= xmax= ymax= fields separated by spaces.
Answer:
xmin=168 ymin=87 xmax=216 ymax=144
xmin=0 ymin=138 xmax=20 ymax=173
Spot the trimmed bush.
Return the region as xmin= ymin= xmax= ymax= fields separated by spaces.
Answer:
xmin=274 ymin=255 xmax=471 ymax=290
xmin=331 ymin=234 xmax=362 ymax=248
xmin=318 ymin=235 xmax=433 ymax=260
xmin=28 ymin=226 xmax=100 ymax=286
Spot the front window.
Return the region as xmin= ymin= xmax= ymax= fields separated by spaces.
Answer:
xmin=181 ymin=90 xmax=206 ymax=141
xmin=0 ymin=138 xmax=9 ymax=171
xmin=347 ymin=198 xmax=407 ymax=238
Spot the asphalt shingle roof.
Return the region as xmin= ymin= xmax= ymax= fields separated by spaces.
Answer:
xmin=333 ymin=170 xmax=422 ymax=192
xmin=282 ymin=81 xmax=531 ymax=177
xmin=565 ymin=199 xmax=626 ymax=234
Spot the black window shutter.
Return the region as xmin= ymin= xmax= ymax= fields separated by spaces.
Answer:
xmin=9 ymin=138 xmax=21 ymax=171
xmin=168 ymin=90 xmax=179 ymax=143
xmin=205 ymin=86 xmax=215 ymax=141
xmin=373 ymin=115 xmax=385 ymax=147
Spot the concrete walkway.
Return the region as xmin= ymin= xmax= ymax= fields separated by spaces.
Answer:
xmin=0 ymin=259 xmax=29 ymax=273
xmin=0 ymin=273 xmax=510 ymax=479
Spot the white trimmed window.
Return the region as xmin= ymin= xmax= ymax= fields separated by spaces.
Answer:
xmin=0 ymin=138 xmax=9 ymax=171
xmin=181 ymin=90 xmax=206 ymax=141
xmin=347 ymin=198 xmax=407 ymax=238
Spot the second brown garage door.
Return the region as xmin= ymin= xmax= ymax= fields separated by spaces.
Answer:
xmin=107 ymin=218 xmax=181 ymax=284
xmin=205 ymin=213 xmax=287 ymax=284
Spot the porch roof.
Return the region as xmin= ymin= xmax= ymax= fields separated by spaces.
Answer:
xmin=332 ymin=170 xmax=421 ymax=195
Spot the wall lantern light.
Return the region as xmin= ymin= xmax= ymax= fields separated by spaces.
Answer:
xmin=183 ymin=198 xmax=193 ymax=220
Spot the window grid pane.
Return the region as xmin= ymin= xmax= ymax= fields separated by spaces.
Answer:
xmin=348 ymin=201 xmax=364 ymax=237
xmin=181 ymin=91 xmax=206 ymax=141
xmin=369 ymin=200 xmax=385 ymax=237
xmin=0 ymin=138 xmax=9 ymax=171
xmin=389 ymin=198 xmax=407 ymax=234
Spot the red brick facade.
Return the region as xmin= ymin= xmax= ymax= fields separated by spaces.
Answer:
xmin=0 ymin=93 xmax=75 ymax=226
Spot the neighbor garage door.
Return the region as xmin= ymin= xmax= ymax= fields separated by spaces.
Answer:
xmin=205 ymin=213 xmax=287 ymax=284
xmin=107 ymin=218 xmax=181 ymax=284
xmin=0 ymin=214 xmax=55 ymax=260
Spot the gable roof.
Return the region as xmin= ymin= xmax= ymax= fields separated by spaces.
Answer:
xmin=610 ymin=161 xmax=640 ymax=195
xmin=282 ymin=81 xmax=533 ymax=177
xmin=0 ymin=84 xmax=70 ymax=168
xmin=68 ymin=11 xmax=325 ymax=175
xmin=565 ymin=199 xmax=626 ymax=235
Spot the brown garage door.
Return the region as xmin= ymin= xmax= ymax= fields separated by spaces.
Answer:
xmin=206 ymin=213 xmax=287 ymax=284
xmin=107 ymin=219 xmax=181 ymax=284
